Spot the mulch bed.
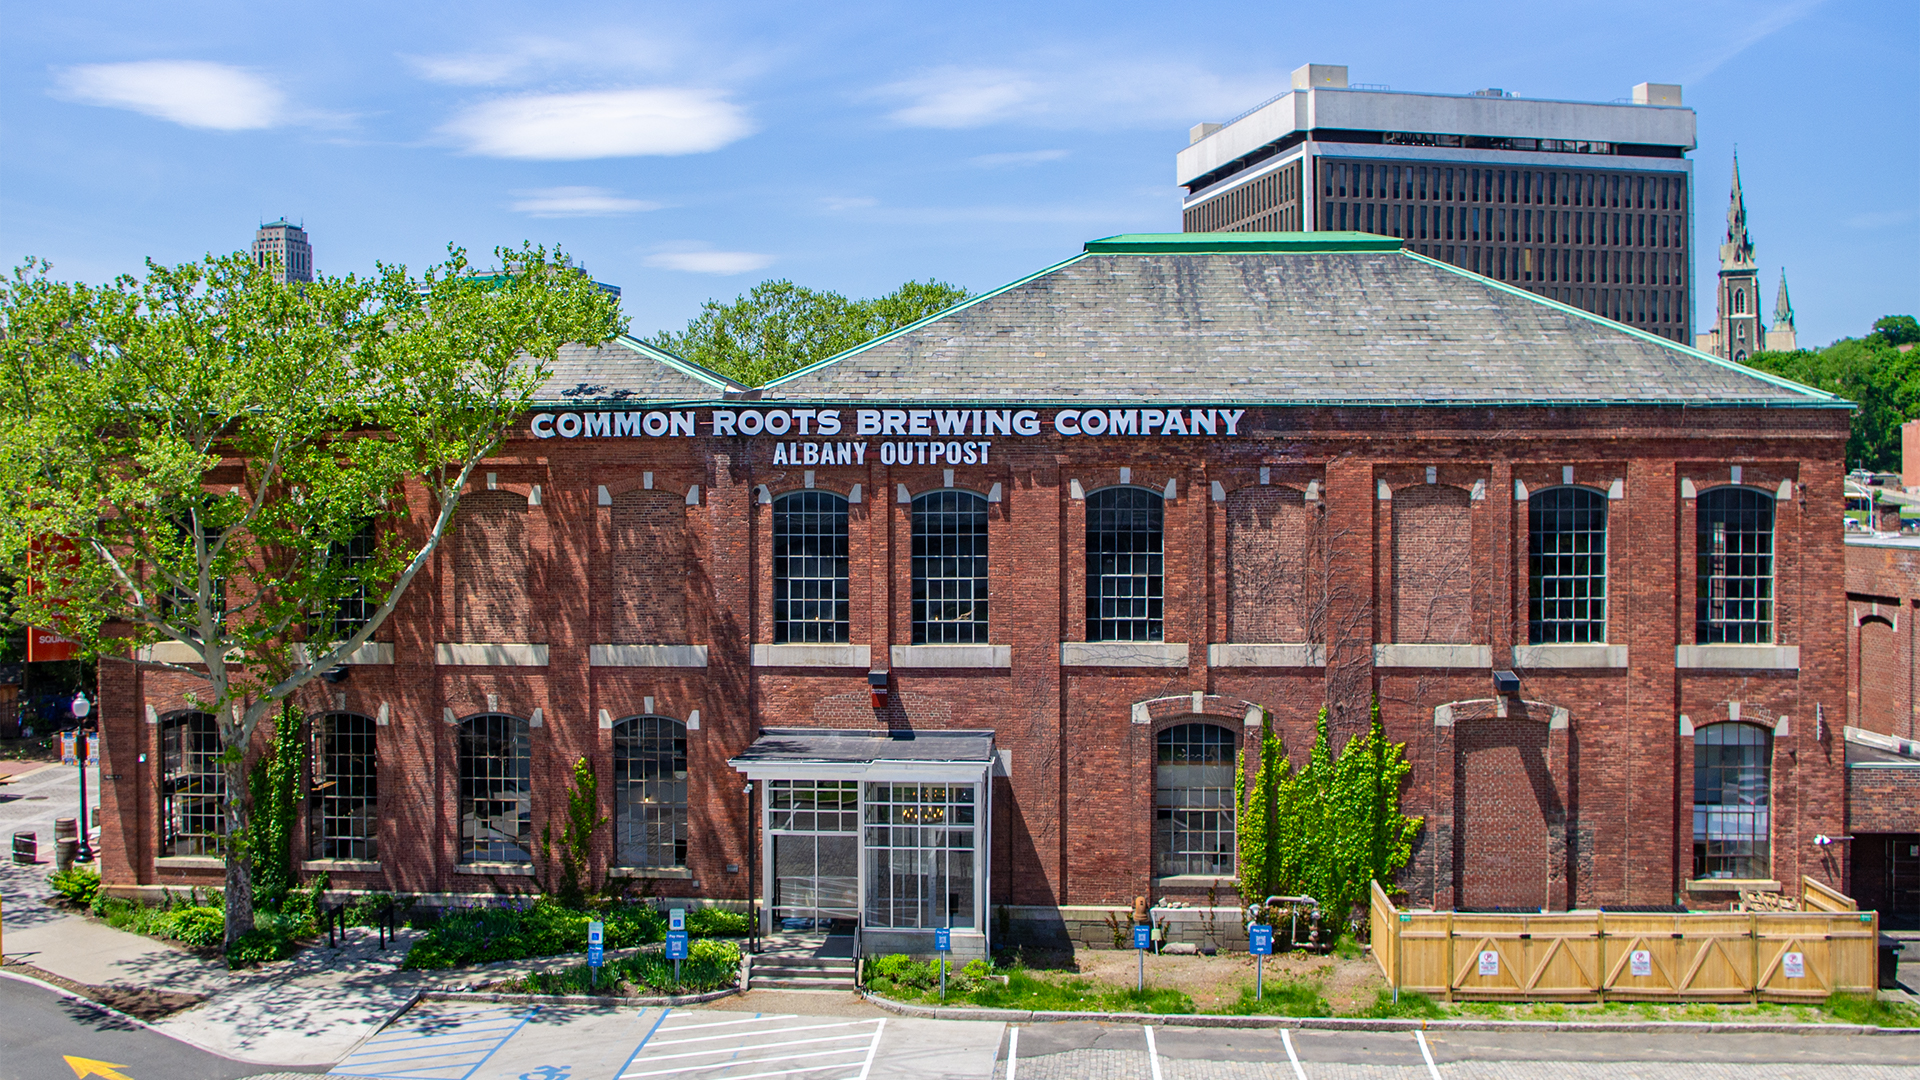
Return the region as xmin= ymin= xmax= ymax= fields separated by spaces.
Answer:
xmin=2 ymin=957 xmax=207 ymax=1020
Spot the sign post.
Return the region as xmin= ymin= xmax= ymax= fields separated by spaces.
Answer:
xmin=1248 ymin=924 xmax=1273 ymax=1001
xmin=1133 ymin=923 xmax=1151 ymax=991
xmin=934 ymin=928 xmax=951 ymax=1000
xmin=667 ymin=929 xmax=690 ymax=984
xmin=71 ymin=694 xmax=93 ymax=864
xmin=587 ymin=920 xmax=604 ymax=990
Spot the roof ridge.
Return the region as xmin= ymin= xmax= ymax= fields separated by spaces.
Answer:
xmin=1399 ymin=249 xmax=1842 ymax=404
xmin=611 ymin=334 xmax=748 ymax=391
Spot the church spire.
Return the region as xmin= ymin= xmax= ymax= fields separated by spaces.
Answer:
xmin=1720 ymin=152 xmax=1756 ymax=272
xmin=1773 ymin=270 xmax=1794 ymax=331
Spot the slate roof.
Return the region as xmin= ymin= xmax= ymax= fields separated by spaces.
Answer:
xmin=753 ymin=234 xmax=1840 ymax=409
xmin=531 ymin=335 xmax=744 ymax=406
xmin=730 ymin=728 xmax=997 ymax=766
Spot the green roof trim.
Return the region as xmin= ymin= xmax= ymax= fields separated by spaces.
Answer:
xmin=1084 ymin=231 xmax=1406 ymax=254
xmin=608 ymin=334 xmax=747 ymax=391
xmin=1402 ymin=249 xmax=1850 ymax=408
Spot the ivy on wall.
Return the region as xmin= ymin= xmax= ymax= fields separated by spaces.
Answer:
xmin=245 ymin=701 xmax=305 ymax=906
xmin=1234 ymin=698 xmax=1422 ymax=934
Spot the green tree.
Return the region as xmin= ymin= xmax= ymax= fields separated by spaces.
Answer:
xmin=1325 ymin=697 xmax=1422 ymax=928
xmin=0 ymin=245 xmax=622 ymax=954
xmin=1744 ymin=314 xmax=1920 ymax=471
xmin=646 ymin=278 xmax=969 ymax=386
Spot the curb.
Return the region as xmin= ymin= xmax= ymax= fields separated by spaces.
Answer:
xmin=0 ymin=968 xmax=307 ymax=1063
xmin=420 ymin=986 xmax=741 ymax=1007
xmin=857 ymin=990 xmax=1920 ymax=1035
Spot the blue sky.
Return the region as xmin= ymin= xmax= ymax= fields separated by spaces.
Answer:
xmin=2 ymin=0 xmax=1913 ymax=348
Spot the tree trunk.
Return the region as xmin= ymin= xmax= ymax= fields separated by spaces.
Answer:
xmin=222 ymin=746 xmax=255 ymax=957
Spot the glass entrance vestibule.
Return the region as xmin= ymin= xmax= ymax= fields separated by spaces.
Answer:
xmin=731 ymin=728 xmax=996 ymax=959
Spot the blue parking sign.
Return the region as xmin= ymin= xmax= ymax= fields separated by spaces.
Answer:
xmin=587 ymin=920 xmax=605 ymax=967
xmin=1132 ymin=924 xmax=1151 ymax=950
xmin=666 ymin=930 xmax=690 ymax=960
xmin=934 ymin=928 xmax=951 ymax=952
xmin=1248 ymin=924 xmax=1274 ymax=956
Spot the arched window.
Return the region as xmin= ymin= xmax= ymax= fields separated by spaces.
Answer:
xmin=1087 ymin=487 xmax=1164 ymax=642
xmin=160 ymin=711 xmax=222 ymax=856
xmin=1693 ymin=723 xmax=1771 ymax=879
xmin=614 ymin=716 xmax=688 ymax=868
xmin=311 ymin=712 xmax=377 ymax=861
xmin=1529 ymin=487 xmax=1608 ymax=643
xmin=773 ymin=491 xmax=849 ymax=643
xmin=1733 ymin=289 xmax=1746 ymax=314
xmin=1155 ymin=724 xmax=1236 ymax=876
xmin=458 ymin=713 xmax=531 ymax=863
xmin=912 ymin=490 xmax=988 ymax=644
xmin=1696 ymin=487 xmax=1774 ymax=643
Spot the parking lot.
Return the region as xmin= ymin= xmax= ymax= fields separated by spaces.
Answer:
xmin=321 ymin=997 xmax=1920 ymax=1080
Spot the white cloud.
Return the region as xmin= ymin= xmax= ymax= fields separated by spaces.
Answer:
xmin=511 ymin=186 xmax=662 ymax=217
xmin=54 ymin=61 xmax=284 ymax=130
xmin=644 ymin=246 xmax=774 ymax=275
xmin=1845 ymin=208 xmax=1917 ymax=230
xmin=442 ymin=88 xmax=751 ymax=159
xmin=819 ymin=196 xmax=879 ymax=211
xmin=1685 ymin=0 xmax=1828 ymax=83
xmin=970 ymin=149 xmax=1070 ymax=168
xmin=409 ymin=52 xmax=532 ymax=86
xmin=870 ymin=62 xmax=1280 ymax=130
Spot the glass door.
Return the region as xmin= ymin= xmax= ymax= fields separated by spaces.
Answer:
xmin=767 ymin=780 xmax=859 ymax=929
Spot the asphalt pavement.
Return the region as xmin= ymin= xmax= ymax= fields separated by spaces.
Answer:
xmin=0 ymin=971 xmax=321 ymax=1080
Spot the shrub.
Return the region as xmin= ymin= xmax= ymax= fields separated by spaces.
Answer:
xmin=501 ymin=938 xmax=741 ymax=996
xmin=50 ymin=866 xmax=102 ymax=907
xmin=684 ymin=907 xmax=750 ymax=938
xmin=401 ymin=899 xmax=666 ymax=970
xmin=1350 ymin=988 xmax=1447 ymax=1019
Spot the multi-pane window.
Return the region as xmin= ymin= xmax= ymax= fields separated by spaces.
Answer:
xmin=769 ymin=780 xmax=859 ymax=926
xmin=160 ymin=711 xmax=222 ymax=856
xmin=310 ymin=712 xmax=377 ymax=861
xmin=1693 ymin=723 xmax=1771 ymax=880
xmin=614 ymin=716 xmax=687 ymax=868
xmin=1529 ymin=487 xmax=1608 ymax=643
xmin=773 ymin=492 xmax=849 ymax=643
xmin=1155 ymin=724 xmax=1235 ymax=877
xmin=457 ymin=713 xmax=531 ymax=863
xmin=1087 ymin=487 xmax=1164 ymax=641
xmin=331 ymin=521 xmax=378 ymax=637
xmin=864 ymin=783 xmax=976 ymax=929
xmin=1696 ymin=488 xmax=1774 ymax=644
xmin=912 ymin=491 xmax=989 ymax=644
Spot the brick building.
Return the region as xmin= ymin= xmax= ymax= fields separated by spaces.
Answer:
xmin=96 ymin=232 xmax=1857 ymax=955
xmin=1843 ymin=530 xmax=1920 ymax=922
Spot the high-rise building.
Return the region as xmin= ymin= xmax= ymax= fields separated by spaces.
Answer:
xmin=253 ymin=218 xmax=313 ymax=284
xmin=1179 ymin=64 xmax=1697 ymax=342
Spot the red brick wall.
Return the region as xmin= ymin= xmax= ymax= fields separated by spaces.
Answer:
xmin=96 ymin=403 xmax=1854 ymax=916
xmin=1848 ymin=765 xmax=1920 ymax=833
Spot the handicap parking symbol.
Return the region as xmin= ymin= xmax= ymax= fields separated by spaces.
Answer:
xmin=519 ymin=1066 xmax=572 ymax=1080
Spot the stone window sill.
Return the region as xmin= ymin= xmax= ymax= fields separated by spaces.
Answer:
xmin=890 ymin=644 xmax=1012 ymax=669
xmin=590 ymin=645 xmax=709 ymax=668
xmin=1373 ymin=644 xmax=1492 ymax=668
xmin=751 ymin=644 xmax=871 ymax=668
xmin=1207 ymin=644 xmax=1325 ymax=668
xmin=436 ymin=643 xmax=549 ymax=667
xmin=1512 ymin=644 xmax=1628 ymax=669
xmin=1060 ymin=642 xmax=1188 ymax=668
xmin=1674 ymin=645 xmax=1799 ymax=671
xmin=1684 ymin=878 xmax=1782 ymax=893
xmin=609 ymin=866 xmax=693 ymax=879
xmin=1152 ymin=874 xmax=1238 ymax=888
xmin=154 ymin=856 xmax=225 ymax=870
xmin=455 ymin=862 xmax=536 ymax=876
xmin=300 ymin=860 xmax=381 ymax=873
xmin=292 ymin=642 xmax=394 ymax=665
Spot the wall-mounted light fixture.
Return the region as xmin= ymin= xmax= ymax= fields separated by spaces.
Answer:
xmin=869 ymin=670 xmax=890 ymax=708
xmin=1493 ymin=670 xmax=1520 ymax=695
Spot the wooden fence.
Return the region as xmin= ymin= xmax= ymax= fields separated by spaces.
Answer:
xmin=1369 ymin=879 xmax=1879 ymax=1002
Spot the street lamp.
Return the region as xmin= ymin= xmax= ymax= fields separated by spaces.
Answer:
xmin=72 ymin=692 xmax=94 ymax=863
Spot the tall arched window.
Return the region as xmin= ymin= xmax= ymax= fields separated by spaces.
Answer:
xmin=614 ymin=716 xmax=688 ymax=868
xmin=1155 ymin=724 xmax=1236 ymax=876
xmin=1693 ymin=723 xmax=1771 ymax=879
xmin=1696 ymin=487 xmax=1774 ymax=643
xmin=311 ymin=712 xmax=377 ymax=861
xmin=773 ymin=491 xmax=849 ymax=643
xmin=912 ymin=490 xmax=988 ymax=644
xmin=1529 ymin=487 xmax=1608 ymax=643
xmin=160 ymin=711 xmax=222 ymax=856
xmin=1733 ymin=289 xmax=1746 ymax=314
xmin=1087 ymin=487 xmax=1164 ymax=642
xmin=458 ymin=713 xmax=531 ymax=863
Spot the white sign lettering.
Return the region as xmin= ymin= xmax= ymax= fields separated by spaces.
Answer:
xmin=528 ymin=406 xmax=1248 ymax=441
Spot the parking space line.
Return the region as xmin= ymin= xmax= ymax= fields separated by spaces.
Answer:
xmin=619 ymin=1015 xmax=885 ymax=1080
xmin=655 ymin=1014 xmax=796 ymax=1033
xmin=1004 ymin=1026 xmax=1018 ymax=1080
xmin=627 ymin=1063 xmax=868 ymax=1080
xmin=1280 ymin=1029 xmax=1307 ymax=1080
xmin=327 ymin=1004 xmax=538 ymax=1080
xmin=647 ymin=1019 xmax=879 ymax=1047
xmin=629 ymin=1033 xmax=878 ymax=1064
xmin=851 ymin=1017 xmax=882 ymax=1080
xmin=1414 ymin=1030 xmax=1442 ymax=1080
xmin=1143 ymin=1025 xmax=1163 ymax=1080
xmin=612 ymin=1008 xmax=674 ymax=1080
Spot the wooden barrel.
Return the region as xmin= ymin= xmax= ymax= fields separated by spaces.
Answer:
xmin=54 ymin=837 xmax=76 ymax=872
xmin=52 ymin=817 xmax=77 ymax=842
xmin=10 ymin=831 xmax=34 ymax=864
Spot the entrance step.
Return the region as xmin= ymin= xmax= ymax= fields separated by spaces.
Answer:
xmin=749 ymin=952 xmax=858 ymax=990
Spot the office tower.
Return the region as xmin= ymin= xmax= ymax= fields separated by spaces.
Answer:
xmin=253 ymin=218 xmax=313 ymax=284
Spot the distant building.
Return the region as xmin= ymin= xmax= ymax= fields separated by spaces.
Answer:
xmin=1695 ymin=157 xmax=1799 ymax=360
xmin=1769 ymin=270 xmax=1798 ymax=353
xmin=253 ymin=219 xmax=313 ymax=284
xmin=1179 ymin=64 xmax=1697 ymax=342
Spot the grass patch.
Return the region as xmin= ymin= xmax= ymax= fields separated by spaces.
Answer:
xmin=1823 ymin=992 xmax=1920 ymax=1028
xmin=1349 ymin=988 xmax=1447 ymax=1019
xmin=1218 ymin=980 xmax=1332 ymax=1017
xmin=496 ymin=938 xmax=740 ymax=996
xmin=865 ymin=958 xmax=1196 ymax=1014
